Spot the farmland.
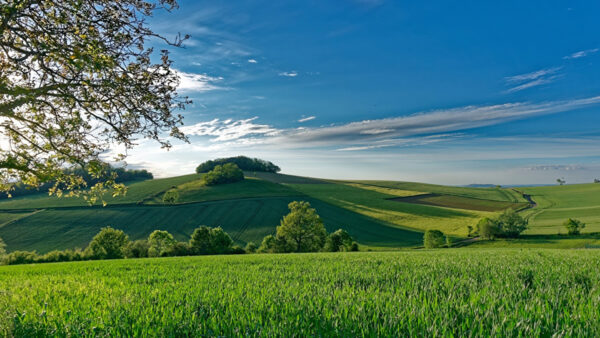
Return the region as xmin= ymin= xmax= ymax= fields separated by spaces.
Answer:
xmin=2 ymin=250 xmax=600 ymax=336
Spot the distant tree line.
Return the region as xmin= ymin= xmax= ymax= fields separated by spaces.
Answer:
xmin=196 ymin=156 xmax=280 ymax=174
xmin=0 ymin=201 xmax=358 ymax=265
xmin=0 ymin=166 xmax=153 ymax=199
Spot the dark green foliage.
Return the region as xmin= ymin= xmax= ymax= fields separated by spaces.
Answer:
xmin=245 ymin=242 xmax=257 ymax=253
xmin=276 ymin=201 xmax=327 ymax=252
xmin=325 ymin=229 xmax=354 ymax=252
xmin=148 ymin=230 xmax=177 ymax=257
xmin=166 ymin=242 xmax=191 ymax=257
xmin=0 ymin=237 xmax=5 ymax=256
xmin=86 ymin=227 xmax=129 ymax=259
xmin=124 ymin=240 xmax=150 ymax=258
xmin=477 ymin=217 xmax=499 ymax=240
xmin=350 ymin=242 xmax=359 ymax=251
xmin=162 ymin=190 xmax=179 ymax=204
xmin=423 ymin=230 xmax=445 ymax=248
xmin=257 ymin=235 xmax=279 ymax=253
xmin=203 ymin=163 xmax=244 ymax=186
xmin=2 ymin=251 xmax=38 ymax=265
xmin=196 ymin=156 xmax=280 ymax=173
xmin=189 ymin=226 xmax=234 ymax=255
xmin=230 ymin=246 xmax=246 ymax=254
xmin=445 ymin=235 xmax=453 ymax=248
xmin=496 ymin=209 xmax=528 ymax=238
xmin=564 ymin=218 xmax=586 ymax=235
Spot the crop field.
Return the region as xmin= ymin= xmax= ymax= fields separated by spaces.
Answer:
xmin=519 ymin=183 xmax=600 ymax=234
xmin=388 ymin=193 xmax=528 ymax=212
xmin=1 ymin=250 xmax=599 ymax=336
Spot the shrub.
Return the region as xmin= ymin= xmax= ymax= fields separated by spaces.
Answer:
xmin=563 ymin=218 xmax=585 ymax=235
xmin=189 ymin=226 xmax=234 ymax=255
xmin=166 ymin=242 xmax=191 ymax=257
xmin=148 ymin=230 xmax=177 ymax=257
xmin=86 ymin=227 xmax=129 ymax=259
xmin=0 ymin=237 xmax=5 ymax=257
xmin=230 ymin=245 xmax=246 ymax=254
xmin=203 ymin=163 xmax=244 ymax=186
xmin=424 ymin=230 xmax=445 ymax=249
xmin=124 ymin=240 xmax=150 ymax=258
xmin=245 ymin=242 xmax=257 ymax=253
xmin=162 ymin=189 xmax=179 ymax=204
xmin=325 ymin=229 xmax=354 ymax=252
xmin=495 ymin=209 xmax=528 ymax=238
xmin=276 ymin=201 xmax=327 ymax=253
xmin=3 ymin=250 xmax=39 ymax=265
xmin=350 ymin=242 xmax=359 ymax=252
xmin=257 ymin=235 xmax=278 ymax=253
xmin=477 ymin=217 xmax=499 ymax=240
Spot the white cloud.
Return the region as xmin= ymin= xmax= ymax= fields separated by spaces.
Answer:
xmin=174 ymin=69 xmax=224 ymax=92
xmin=563 ymin=48 xmax=599 ymax=59
xmin=298 ymin=116 xmax=316 ymax=123
xmin=247 ymin=59 xmax=258 ymax=64
xmin=504 ymin=67 xmax=562 ymax=93
xmin=524 ymin=164 xmax=586 ymax=171
xmin=279 ymin=71 xmax=298 ymax=77
xmin=180 ymin=117 xmax=279 ymax=142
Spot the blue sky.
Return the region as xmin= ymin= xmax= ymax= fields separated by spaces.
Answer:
xmin=122 ymin=0 xmax=600 ymax=185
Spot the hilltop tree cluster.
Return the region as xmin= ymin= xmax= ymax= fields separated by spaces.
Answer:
xmin=203 ymin=163 xmax=244 ymax=186
xmin=0 ymin=201 xmax=358 ymax=265
xmin=196 ymin=156 xmax=280 ymax=174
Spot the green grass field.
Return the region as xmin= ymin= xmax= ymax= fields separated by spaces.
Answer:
xmin=1 ymin=250 xmax=599 ymax=336
xmin=519 ymin=183 xmax=600 ymax=234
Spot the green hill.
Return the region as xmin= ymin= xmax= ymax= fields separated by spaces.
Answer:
xmin=4 ymin=172 xmax=592 ymax=253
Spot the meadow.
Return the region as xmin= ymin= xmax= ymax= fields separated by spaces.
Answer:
xmin=1 ymin=250 xmax=599 ymax=336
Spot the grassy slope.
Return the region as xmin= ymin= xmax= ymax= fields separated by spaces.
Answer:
xmin=289 ymin=183 xmax=495 ymax=236
xmin=2 ymin=250 xmax=600 ymax=336
xmin=519 ymin=183 xmax=600 ymax=234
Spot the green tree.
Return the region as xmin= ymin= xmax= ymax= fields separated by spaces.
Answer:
xmin=496 ymin=209 xmax=528 ymax=238
xmin=257 ymin=235 xmax=278 ymax=253
xmin=477 ymin=217 xmax=499 ymax=240
xmin=148 ymin=230 xmax=177 ymax=257
xmin=423 ymin=230 xmax=445 ymax=249
xmin=203 ymin=163 xmax=244 ymax=186
xmin=245 ymin=242 xmax=258 ymax=253
xmin=162 ymin=190 xmax=180 ymax=204
xmin=276 ymin=201 xmax=327 ymax=252
xmin=86 ymin=227 xmax=129 ymax=259
xmin=563 ymin=218 xmax=586 ymax=235
xmin=325 ymin=229 xmax=354 ymax=252
xmin=0 ymin=1 xmax=189 ymax=202
xmin=189 ymin=226 xmax=233 ymax=255
xmin=124 ymin=240 xmax=150 ymax=258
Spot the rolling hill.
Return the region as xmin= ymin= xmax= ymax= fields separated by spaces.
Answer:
xmin=3 ymin=171 xmax=593 ymax=254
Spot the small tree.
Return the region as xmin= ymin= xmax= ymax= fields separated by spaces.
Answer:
xmin=496 ymin=209 xmax=528 ymax=237
xmin=276 ymin=201 xmax=327 ymax=252
xmin=0 ymin=237 xmax=6 ymax=257
xmin=162 ymin=190 xmax=180 ymax=204
xmin=477 ymin=217 xmax=499 ymax=240
xmin=557 ymin=178 xmax=566 ymax=186
xmin=245 ymin=242 xmax=258 ymax=253
xmin=325 ymin=229 xmax=354 ymax=252
xmin=563 ymin=218 xmax=586 ymax=235
xmin=124 ymin=240 xmax=150 ymax=258
xmin=189 ymin=226 xmax=234 ymax=255
xmin=445 ymin=235 xmax=453 ymax=248
xmin=148 ymin=230 xmax=177 ymax=257
xmin=258 ymin=235 xmax=278 ymax=253
xmin=595 ymin=179 xmax=600 ymax=183
xmin=423 ymin=230 xmax=445 ymax=248
xmin=86 ymin=227 xmax=129 ymax=259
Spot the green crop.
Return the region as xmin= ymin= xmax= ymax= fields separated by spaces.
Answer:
xmin=1 ymin=249 xmax=599 ymax=336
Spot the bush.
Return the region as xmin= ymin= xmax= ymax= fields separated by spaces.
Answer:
xmin=477 ymin=217 xmax=499 ymax=240
xmin=3 ymin=250 xmax=39 ymax=265
xmin=203 ymin=163 xmax=244 ymax=186
xmin=148 ymin=230 xmax=177 ymax=257
xmin=166 ymin=242 xmax=191 ymax=257
xmin=0 ymin=237 xmax=5 ymax=257
xmin=162 ymin=189 xmax=179 ymax=204
xmin=257 ymin=235 xmax=278 ymax=253
xmin=196 ymin=156 xmax=280 ymax=173
xmin=230 ymin=245 xmax=246 ymax=255
xmin=245 ymin=242 xmax=257 ymax=253
xmin=189 ymin=226 xmax=234 ymax=255
xmin=124 ymin=240 xmax=150 ymax=258
xmin=324 ymin=229 xmax=354 ymax=252
xmin=86 ymin=227 xmax=129 ymax=259
xmin=350 ymin=242 xmax=359 ymax=252
xmin=276 ymin=201 xmax=327 ymax=253
xmin=424 ymin=230 xmax=445 ymax=249
xmin=495 ymin=209 xmax=528 ymax=238
xmin=563 ymin=218 xmax=585 ymax=235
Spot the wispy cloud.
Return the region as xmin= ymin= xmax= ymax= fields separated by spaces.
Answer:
xmin=247 ymin=59 xmax=258 ymax=64
xmin=180 ymin=117 xmax=279 ymax=142
xmin=298 ymin=116 xmax=316 ymax=123
xmin=504 ymin=67 xmax=561 ymax=92
xmin=279 ymin=71 xmax=298 ymax=77
xmin=524 ymin=164 xmax=586 ymax=171
xmin=180 ymin=95 xmax=600 ymax=151
xmin=563 ymin=48 xmax=599 ymax=59
xmin=175 ymin=69 xmax=224 ymax=92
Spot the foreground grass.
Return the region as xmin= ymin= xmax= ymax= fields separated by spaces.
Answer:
xmin=1 ymin=250 xmax=599 ymax=336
